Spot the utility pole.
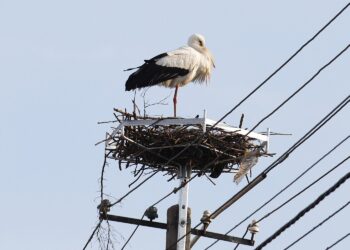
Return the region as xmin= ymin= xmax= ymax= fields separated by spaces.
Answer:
xmin=173 ymin=165 xmax=191 ymax=250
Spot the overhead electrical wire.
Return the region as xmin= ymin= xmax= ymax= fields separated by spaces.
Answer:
xmin=255 ymin=171 xmax=350 ymax=250
xmin=120 ymin=214 xmax=146 ymax=250
xmin=263 ymin=95 xmax=349 ymax=175
xmin=283 ymin=200 xmax=350 ymax=250
xmin=325 ymin=232 xmax=350 ymax=249
xmin=233 ymin=227 xmax=249 ymax=250
xmin=211 ymin=2 xmax=350 ymax=129
xmin=245 ymin=43 xmax=350 ymax=138
xmin=108 ymin=171 xmax=158 ymax=208
xmin=82 ymin=219 xmax=103 ymax=250
xmin=256 ymin=155 xmax=350 ymax=224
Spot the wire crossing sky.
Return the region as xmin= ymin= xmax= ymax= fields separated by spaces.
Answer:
xmin=255 ymin=171 xmax=350 ymax=250
xmin=325 ymin=232 xmax=350 ymax=249
xmin=283 ymin=200 xmax=350 ymax=249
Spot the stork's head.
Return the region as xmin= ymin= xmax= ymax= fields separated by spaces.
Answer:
xmin=188 ymin=34 xmax=215 ymax=68
xmin=188 ymin=34 xmax=206 ymax=50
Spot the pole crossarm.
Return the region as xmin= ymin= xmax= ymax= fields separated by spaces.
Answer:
xmin=191 ymin=228 xmax=254 ymax=246
xmin=100 ymin=213 xmax=254 ymax=246
xmin=101 ymin=213 xmax=167 ymax=229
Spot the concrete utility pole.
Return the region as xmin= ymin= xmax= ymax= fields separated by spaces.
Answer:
xmin=175 ymin=165 xmax=191 ymax=250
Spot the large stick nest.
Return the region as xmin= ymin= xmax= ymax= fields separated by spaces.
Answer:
xmin=105 ymin=110 xmax=267 ymax=179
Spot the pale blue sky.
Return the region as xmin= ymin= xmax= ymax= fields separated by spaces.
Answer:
xmin=1 ymin=1 xmax=349 ymax=250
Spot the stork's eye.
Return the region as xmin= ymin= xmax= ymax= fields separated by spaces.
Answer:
xmin=198 ymin=40 xmax=203 ymax=46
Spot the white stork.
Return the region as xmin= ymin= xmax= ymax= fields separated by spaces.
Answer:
xmin=125 ymin=34 xmax=215 ymax=117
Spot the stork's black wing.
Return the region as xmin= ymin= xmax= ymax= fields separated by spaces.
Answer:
xmin=125 ymin=53 xmax=189 ymax=91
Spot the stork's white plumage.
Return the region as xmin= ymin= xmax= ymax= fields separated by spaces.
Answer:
xmin=125 ymin=34 xmax=215 ymax=116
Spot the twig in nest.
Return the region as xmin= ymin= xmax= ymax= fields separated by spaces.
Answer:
xmin=98 ymin=120 xmax=118 ymax=124
xmin=204 ymin=173 xmax=216 ymax=186
xmin=141 ymin=88 xmax=171 ymax=117
xmin=239 ymin=113 xmax=245 ymax=128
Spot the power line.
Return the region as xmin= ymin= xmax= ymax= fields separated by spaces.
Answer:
xmin=233 ymin=227 xmax=249 ymax=250
xmin=121 ymin=214 xmax=146 ymax=250
xmin=108 ymin=171 xmax=158 ymax=208
xmin=82 ymin=219 xmax=103 ymax=250
xmin=205 ymin=136 xmax=350 ymax=249
xmin=256 ymin=155 xmax=350 ymax=223
xmin=283 ymin=200 xmax=350 ymax=250
xmin=264 ymin=94 xmax=349 ymax=175
xmin=214 ymin=1 xmax=350 ymax=127
xmin=245 ymin=43 xmax=350 ymax=137
xmin=255 ymin=171 xmax=350 ymax=250
xmin=325 ymin=232 xmax=350 ymax=249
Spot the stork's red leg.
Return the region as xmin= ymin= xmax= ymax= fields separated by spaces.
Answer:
xmin=173 ymin=85 xmax=179 ymax=117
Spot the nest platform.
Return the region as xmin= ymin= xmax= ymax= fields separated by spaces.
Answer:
xmin=105 ymin=110 xmax=270 ymax=180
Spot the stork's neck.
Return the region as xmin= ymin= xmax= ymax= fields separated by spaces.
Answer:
xmin=189 ymin=44 xmax=204 ymax=54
